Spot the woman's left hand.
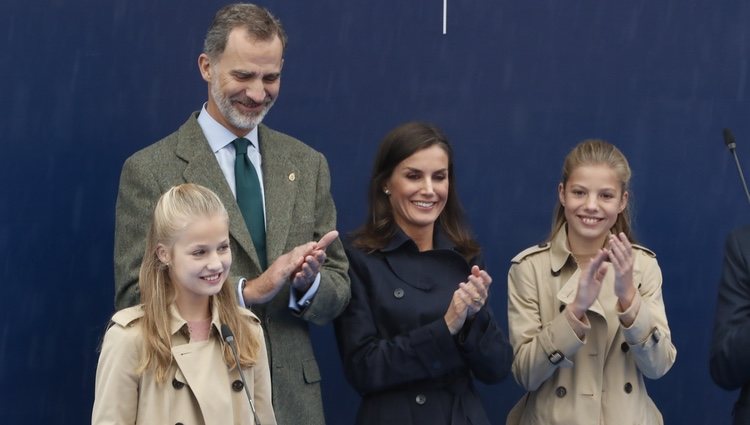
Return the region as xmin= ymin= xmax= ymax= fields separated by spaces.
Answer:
xmin=461 ymin=265 xmax=491 ymax=317
xmin=608 ymin=232 xmax=636 ymax=310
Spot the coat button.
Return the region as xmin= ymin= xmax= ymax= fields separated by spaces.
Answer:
xmin=621 ymin=342 xmax=630 ymax=352
xmin=651 ymin=327 xmax=662 ymax=343
xmin=555 ymin=386 xmax=567 ymax=398
xmin=415 ymin=394 xmax=427 ymax=405
xmin=559 ymin=304 xmax=566 ymax=313
xmin=232 ymin=379 xmax=244 ymax=392
xmin=538 ymin=242 xmax=549 ymax=248
xmin=624 ymin=382 xmax=633 ymax=393
xmin=172 ymin=378 xmax=185 ymax=389
xmin=394 ymin=288 xmax=404 ymax=299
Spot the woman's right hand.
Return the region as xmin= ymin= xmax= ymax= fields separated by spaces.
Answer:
xmin=444 ymin=288 xmax=469 ymax=335
xmin=444 ymin=266 xmax=491 ymax=335
xmin=567 ymin=249 xmax=609 ymax=320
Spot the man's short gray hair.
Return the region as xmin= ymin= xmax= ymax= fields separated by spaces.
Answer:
xmin=203 ymin=3 xmax=287 ymax=59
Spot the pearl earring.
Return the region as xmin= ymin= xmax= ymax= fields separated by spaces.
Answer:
xmin=384 ymin=189 xmax=391 ymax=195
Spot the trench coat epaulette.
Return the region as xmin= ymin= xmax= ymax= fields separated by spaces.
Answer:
xmin=511 ymin=242 xmax=552 ymax=264
xmin=632 ymin=243 xmax=656 ymax=258
xmin=111 ymin=305 xmax=146 ymax=327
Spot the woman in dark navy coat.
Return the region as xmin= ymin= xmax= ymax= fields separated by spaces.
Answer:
xmin=334 ymin=122 xmax=513 ymax=425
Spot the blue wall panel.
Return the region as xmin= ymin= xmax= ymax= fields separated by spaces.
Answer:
xmin=0 ymin=0 xmax=746 ymax=423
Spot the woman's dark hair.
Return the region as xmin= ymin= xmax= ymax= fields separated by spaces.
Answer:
xmin=352 ymin=122 xmax=480 ymax=259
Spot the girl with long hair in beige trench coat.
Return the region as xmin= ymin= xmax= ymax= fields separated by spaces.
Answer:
xmin=92 ymin=184 xmax=276 ymax=425
xmin=506 ymin=140 xmax=676 ymax=425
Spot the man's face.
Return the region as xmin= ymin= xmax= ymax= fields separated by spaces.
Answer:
xmin=199 ymin=28 xmax=283 ymax=136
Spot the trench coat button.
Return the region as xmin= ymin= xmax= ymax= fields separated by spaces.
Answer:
xmin=624 ymin=382 xmax=633 ymax=393
xmin=232 ymin=379 xmax=244 ymax=392
xmin=555 ymin=386 xmax=567 ymax=398
xmin=538 ymin=242 xmax=549 ymax=248
xmin=172 ymin=378 xmax=185 ymax=389
xmin=415 ymin=394 xmax=427 ymax=405
xmin=651 ymin=327 xmax=662 ymax=343
xmin=559 ymin=304 xmax=566 ymax=313
xmin=621 ymin=342 xmax=630 ymax=352
xmin=394 ymin=288 xmax=405 ymax=299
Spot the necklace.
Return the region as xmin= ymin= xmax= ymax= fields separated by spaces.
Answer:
xmin=186 ymin=317 xmax=211 ymax=342
xmin=571 ymin=252 xmax=597 ymax=267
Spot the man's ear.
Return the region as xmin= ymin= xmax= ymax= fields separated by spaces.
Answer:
xmin=198 ymin=53 xmax=212 ymax=83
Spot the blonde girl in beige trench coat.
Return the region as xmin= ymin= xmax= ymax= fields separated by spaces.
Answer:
xmin=506 ymin=140 xmax=676 ymax=425
xmin=92 ymin=184 xmax=276 ymax=425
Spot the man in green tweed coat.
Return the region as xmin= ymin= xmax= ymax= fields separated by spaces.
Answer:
xmin=112 ymin=4 xmax=350 ymax=425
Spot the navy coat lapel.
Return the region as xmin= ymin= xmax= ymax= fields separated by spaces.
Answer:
xmin=382 ymin=230 xmax=470 ymax=291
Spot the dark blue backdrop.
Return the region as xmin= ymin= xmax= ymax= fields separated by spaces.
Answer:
xmin=1 ymin=0 xmax=747 ymax=423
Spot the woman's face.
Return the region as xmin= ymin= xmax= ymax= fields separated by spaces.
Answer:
xmin=559 ymin=164 xmax=628 ymax=249
xmin=385 ymin=145 xmax=450 ymax=238
xmin=158 ymin=213 xmax=232 ymax=305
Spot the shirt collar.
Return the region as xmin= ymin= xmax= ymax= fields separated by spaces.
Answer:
xmin=197 ymin=103 xmax=259 ymax=153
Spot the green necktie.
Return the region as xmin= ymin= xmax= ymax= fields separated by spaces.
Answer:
xmin=233 ymin=137 xmax=267 ymax=269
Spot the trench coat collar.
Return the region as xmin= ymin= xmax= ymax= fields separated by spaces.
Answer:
xmin=551 ymin=226 xmax=607 ymax=319
xmin=168 ymin=297 xmax=223 ymax=339
xmin=380 ymin=226 xmax=458 ymax=254
xmin=549 ymin=225 xmax=573 ymax=275
xmin=380 ymin=226 xmax=468 ymax=291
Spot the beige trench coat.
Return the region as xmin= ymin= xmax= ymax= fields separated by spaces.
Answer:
xmin=506 ymin=227 xmax=676 ymax=425
xmin=92 ymin=303 xmax=276 ymax=425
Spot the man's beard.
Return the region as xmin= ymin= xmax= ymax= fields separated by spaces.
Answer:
xmin=211 ymin=80 xmax=276 ymax=131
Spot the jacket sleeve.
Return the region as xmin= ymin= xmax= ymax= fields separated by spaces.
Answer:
xmin=333 ymin=250 xmax=466 ymax=395
xmin=619 ymin=252 xmax=676 ymax=379
xmin=507 ymin=261 xmax=584 ymax=391
xmin=91 ymin=325 xmax=140 ymax=425
xmin=296 ymin=152 xmax=351 ymax=325
xmin=711 ymin=229 xmax=750 ymax=389
xmin=114 ymin=155 xmax=160 ymax=311
xmin=455 ymin=305 xmax=513 ymax=384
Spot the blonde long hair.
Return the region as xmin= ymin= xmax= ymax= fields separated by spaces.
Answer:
xmin=549 ymin=139 xmax=636 ymax=242
xmin=137 ymin=183 xmax=260 ymax=383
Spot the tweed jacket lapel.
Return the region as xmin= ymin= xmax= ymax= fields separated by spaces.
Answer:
xmin=258 ymin=124 xmax=299 ymax=262
xmin=173 ymin=115 xmax=261 ymax=270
